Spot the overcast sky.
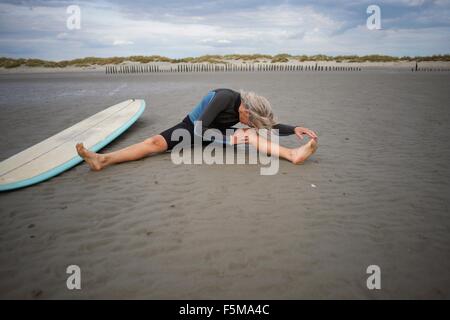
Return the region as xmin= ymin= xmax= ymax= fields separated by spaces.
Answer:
xmin=0 ymin=0 xmax=449 ymax=60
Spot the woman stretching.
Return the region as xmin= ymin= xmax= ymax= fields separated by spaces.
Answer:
xmin=76 ymin=88 xmax=318 ymax=170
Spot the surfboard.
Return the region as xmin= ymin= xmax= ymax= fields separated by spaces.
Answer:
xmin=0 ymin=99 xmax=146 ymax=191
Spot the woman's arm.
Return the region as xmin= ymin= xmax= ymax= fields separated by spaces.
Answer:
xmin=272 ymin=123 xmax=296 ymax=136
xmin=273 ymin=123 xmax=318 ymax=140
xmin=193 ymin=90 xmax=234 ymax=145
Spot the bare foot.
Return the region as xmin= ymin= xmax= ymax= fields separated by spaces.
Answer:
xmin=76 ymin=143 xmax=107 ymax=171
xmin=290 ymin=139 xmax=318 ymax=164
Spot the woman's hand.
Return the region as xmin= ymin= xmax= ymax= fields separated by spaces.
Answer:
xmin=231 ymin=128 xmax=250 ymax=145
xmin=295 ymin=127 xmax=318 ymax=140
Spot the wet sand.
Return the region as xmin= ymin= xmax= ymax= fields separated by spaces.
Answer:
xmin=0 ymin=71 xmax=449 ymax=299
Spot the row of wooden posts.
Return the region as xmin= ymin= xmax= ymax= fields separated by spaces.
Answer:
xmin=105 ymin=63 xmax=363 ymax=74
xmin=412 ymin=63 xmax=450 ymax=72
xmin=412 ymin=68 xmax=450 ymax=72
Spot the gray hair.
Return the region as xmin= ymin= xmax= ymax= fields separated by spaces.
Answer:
xmin=239 ymin=90 xmax=277 ymax=129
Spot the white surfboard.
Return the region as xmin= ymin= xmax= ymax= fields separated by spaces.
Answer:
xmin=0 ymin=99 xmax=146 ymax=191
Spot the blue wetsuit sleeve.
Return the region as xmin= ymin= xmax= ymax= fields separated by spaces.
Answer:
xmin=193 ymin=91 xmax=234 ymax=145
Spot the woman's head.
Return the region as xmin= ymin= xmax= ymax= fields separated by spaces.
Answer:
xmin=239 ymin=90 xmax=276 ymax=129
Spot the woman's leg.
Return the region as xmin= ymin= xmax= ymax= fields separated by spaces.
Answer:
xmin=237 ymin=129 xmax=317 ymax=164
xmin=76 ymin=135 xmax=168 ymax=171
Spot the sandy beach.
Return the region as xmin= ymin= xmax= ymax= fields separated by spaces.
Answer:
xmin=0 ymin=70 xmax=449 ymax=299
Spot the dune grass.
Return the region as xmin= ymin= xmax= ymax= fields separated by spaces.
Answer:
xmin=1 ymin=54 xmax=449 ymax=68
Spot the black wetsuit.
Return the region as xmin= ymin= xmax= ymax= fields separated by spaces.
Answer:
xmin=160 ymin=88 xmax=297 ymax=150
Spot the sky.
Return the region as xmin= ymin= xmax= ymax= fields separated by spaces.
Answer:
xmin=0 ymin=0 xmax=449 ymax=60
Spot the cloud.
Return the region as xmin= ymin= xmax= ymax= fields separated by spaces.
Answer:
xmin=56 ymin=32 xmax=69 ymax=40
xmin=0 ymin=0 xmax=449 ymax=60
xmin=113 ymin=40 xmax=134 ymax=46
xmin=200 ymin=39 xmax=232 ymax=47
